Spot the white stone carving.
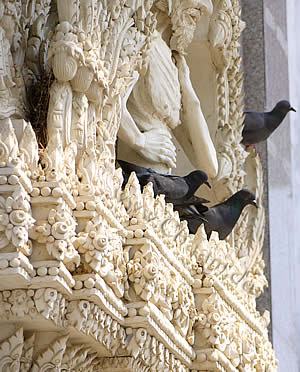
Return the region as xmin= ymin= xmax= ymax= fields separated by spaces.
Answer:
xmin=31 ymin=335 xmax=69 ymax=372
xmin=0 ymin=328 xmax=23 ymax=371
xmin=119 ymin=0 xmax=218 ymax=176
xmin=0 ymin=187 xmax=34 ymax=256
xmin=0 ymin=1 xmax=276 ymax=371
xmin=20 ymin=334 xmax=35 ymax=372
xmin=75 ymin=216 xmax=127 ymax=298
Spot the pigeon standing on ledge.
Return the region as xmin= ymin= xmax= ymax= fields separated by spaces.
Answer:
xmin=241 ymin=100 xmax=296 ymax=146
xmin=177 ymin=189 xmax=258 ymax=240
xmin=117 ymin=159 xmax=211 ymax=204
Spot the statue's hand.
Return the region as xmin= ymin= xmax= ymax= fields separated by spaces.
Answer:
xmin=136 ymin=128 xmax=177 ymax=168
xmin=173 ymin=52 xmax=198 ymax=103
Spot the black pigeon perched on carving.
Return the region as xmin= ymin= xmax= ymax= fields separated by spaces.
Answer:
xmin=242 ymin=100 xmax=296 ymax=146
xmin=117 ymin=159 xmax=211 ymax=204
xmin=177 ymin=189 xmax=258 ymax=240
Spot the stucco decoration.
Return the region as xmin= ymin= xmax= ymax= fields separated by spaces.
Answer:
xmin=0 ymin=0 xmax=276 ymax=371
xmin=118 ymin=0 xmax=219 ymax=177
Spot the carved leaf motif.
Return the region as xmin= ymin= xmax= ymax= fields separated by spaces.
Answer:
xmin=61 ymin=345 xmax=97 ymax=370
xmin=34 ymin=288 xmax=59 ymax=320
xmin=126 ymin=328 xmax=147 ymax=359
xmin=20 ymin=334 xmax=35 ymax=372
xmin=0 ymin=328 xmax=24 ymax=372
xmin=31 ymin=335 xmax=68 ymax=372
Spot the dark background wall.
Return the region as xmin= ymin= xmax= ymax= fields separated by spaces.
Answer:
xmin=240 ymin=0 xmax=272 ymax=332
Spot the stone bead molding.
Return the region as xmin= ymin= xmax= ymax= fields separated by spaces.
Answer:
xmin=0 ymin=0 xmax=276 ymax=371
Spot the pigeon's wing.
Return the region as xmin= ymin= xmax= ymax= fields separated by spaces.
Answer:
xmin=171 ymin=195 xmax=210 ymax=207
xmin=122 ymin=171 xmax=130 ymax=189
xmin=242 ymin=112 xmax=269 ymax=144
xmin=155 ymin=175 xmax=189 ymax=200
xmin=203 ymin=204 xmax=234 ymax=240
xmin=184 ymin=214 xmax=206 ymax=234
xmin=138 ymin=174 xmax=158 ymax=193
xmin=176 ymin=205 xmax=208 ymax=234
xmin=176 ymin=204 xmax=200 ymax=217
xmin=117 ymin=159 xmax=156 ymax=175
xmin=195 ymin=202 xmax=209 ymax=214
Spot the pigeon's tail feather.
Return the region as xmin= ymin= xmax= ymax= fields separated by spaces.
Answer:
xmin=121 ymin=171 xmax=129 ymax=189
xmin=170 ymin=195 xmax=210 ymax=207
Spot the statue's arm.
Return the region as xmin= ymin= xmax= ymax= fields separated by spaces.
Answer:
xmin=118 ymin=104 xmax=145 ymax=151
xmin=174 ymin=53 xmax=218 ymax=178
xmin=118 ymin=72 xmax=177 ymax=168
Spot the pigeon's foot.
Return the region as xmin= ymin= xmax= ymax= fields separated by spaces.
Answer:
xmin=245 ymin=144 xmax=256 ymax=152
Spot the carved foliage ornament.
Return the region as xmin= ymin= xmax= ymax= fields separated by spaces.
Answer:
xmin=0 ymin=0 xmax=276 ymax=370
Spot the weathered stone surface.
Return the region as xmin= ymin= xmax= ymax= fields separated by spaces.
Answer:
xmin=0 ymin=1 xmax=276 ymax=370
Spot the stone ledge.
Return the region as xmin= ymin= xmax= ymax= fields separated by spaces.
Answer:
xmin=72 ymin=273 xmax=128 ymax=321
xmin=125 ymin=301 xmax=195 ymax=366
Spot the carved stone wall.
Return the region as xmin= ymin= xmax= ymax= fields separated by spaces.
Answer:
xmin=0 ymin=0 xmax=276 ymax=371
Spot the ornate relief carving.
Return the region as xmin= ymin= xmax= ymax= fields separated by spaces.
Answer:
xmin=126 ymin=328 xmax=190 ymax=371
xmin=0 ymin=187 xmax=34 ymax=255
xmin=61 ymin=345 xmax=98 ymax=371
xmin=66 ymin=299 xmax=126 ymax=352
xmin=75 ymin=215 xmax=127 ymax=298
xmin=193 ymin=289 xmax=276 ymax=371
xmin=0 ymin=1 xmax=276 ymax=371
xmin=31 ymin=335 xmax=69 ymax=372
xmin=31 ymin=202 xmax=80 ymax=270
xmin=20 ymin=334 xmax=35 ymax=372
xmin=0 ymin=328 xmax=23 ymax=372
xmin=210 ymin=0 xmax=247 ymax=198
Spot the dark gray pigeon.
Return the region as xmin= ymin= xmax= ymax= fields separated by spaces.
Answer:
xmin=242 ymin=100 xmax=296 ymax=145
xmin=177 ymin=189 xmax=258 ymax=240
xmin=117 ymin=159 xmax=211 ymax=203
xmin=172 ymin=195 xmax=210 ymax=208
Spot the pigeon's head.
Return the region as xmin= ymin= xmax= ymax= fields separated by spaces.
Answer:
xmin=234 ymin=189 xmax=258 ymax=208
xmin=187 ymin=170 xmax=211 ymax=189
xmin=275 ymin=100 xmax=296 ymax=114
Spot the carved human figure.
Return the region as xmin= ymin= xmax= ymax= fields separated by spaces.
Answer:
xmin=71 ymin=93 xmax=88 ymax=150
xmin=118 ymin=0 xmax=218 ymax=177
xmin=46 ymin=81 xmax=73 ymax=175
xmin=0 ymin=25 xmax=14 ymax=95
xmin=0 ymin=4 xmax=18 ymax=119
xmin=46 ymin=21 xmax=84 ymax=178
xmin=0 ymin=0 xmax=24 ymax=96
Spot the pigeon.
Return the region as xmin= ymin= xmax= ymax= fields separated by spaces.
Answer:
xmin=117 ymin=159 xmax=211 ymax=203
xmin=241 ymin=100 xmax=296 ymax=145
xmin=177 ymin=189 xmax=258 ymax=240
xmin=172 ymin=195 xmax=210 ymax=208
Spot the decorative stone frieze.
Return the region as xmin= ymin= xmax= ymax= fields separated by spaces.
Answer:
xmin=0 ymin=0 xmax=276 ymax=371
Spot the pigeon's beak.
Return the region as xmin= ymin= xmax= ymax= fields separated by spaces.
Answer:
xmin=290 ymin=107 xmax=296 ymax=112
xmin=250 ymin=200 xmax=258 ymax=208
xmin=205 ymin=181 xmax=212 ymax=189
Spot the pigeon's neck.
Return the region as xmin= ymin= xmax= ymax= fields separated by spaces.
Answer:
xmin=225 ymin=198 xmax=248 ymax=223
xmin=267 ymin=109 xmax=287 ymax=131
xmin=184 ymin=176 xmax=201 ymax=195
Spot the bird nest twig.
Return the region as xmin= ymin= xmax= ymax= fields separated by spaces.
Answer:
xmin=25 ymin=71 xmax=54 ymax=148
